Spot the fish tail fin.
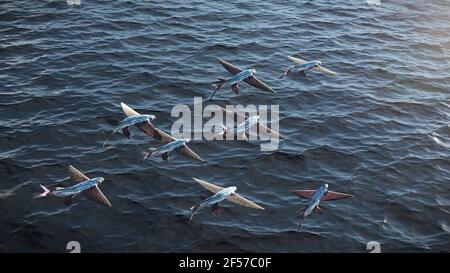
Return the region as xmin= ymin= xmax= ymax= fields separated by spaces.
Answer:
xmin=211 ymin=83 xmax=223 ymax=90
xmin=209 ymin=87 xmax=221 ymax=100
xmin=102 ymin=133 xmax=114 ymax=147
xmin=209 ymin=78 xmax=227 ymax=100
xmin=211 ymin=78 xmax=226 ymax=90
xmin=142 ymin=148 xmax=157 ymax=162
xmin=297 ymin=208 xmax=306 ymax=230
xmin=279 ymin=67 xmax=290 ymax=79
xmin=189 ymin=205 xmax=200 ymax=223
xmin=297 ymin=217 xmax=305 ymax=231
xmin=33 ymin=184 xmax=50 ymax=199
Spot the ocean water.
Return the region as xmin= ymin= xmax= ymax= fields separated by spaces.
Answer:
xmin=0 ymin=0 xmax=449 ymax=252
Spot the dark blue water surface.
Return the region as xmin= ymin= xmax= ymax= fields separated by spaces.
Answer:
xmin=1 ymin=0 xmax=449 ymax=252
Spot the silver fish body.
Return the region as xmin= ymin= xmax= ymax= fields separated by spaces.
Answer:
xmin=291 ymin=60 xmax=321 ymax=73
xmin=209 ymin=69 xmax=256 ymax=100
xmin=112 ymin=114 xmax=155 ymax=133
xmin=298 ymin=184 xmax=328 ymax=230
xmin=235 ymin=115 xmax=259 ymax=134
xmin=52 ymin=177 xmax=104 ymax=198
xmin=222 ymin=69 xmax=255 ymax=88
xmin=103 ymin=114 xmax=156 ymax=147
xmin=303 ymin=184 xmax=328 ymax=218
xmin=196 ymin=186 xmax=237 ymax=211
xmin=150 ymin=138 xmax=190 ymax=157
xmin=143 ymin=138 xmax=191 ymax=161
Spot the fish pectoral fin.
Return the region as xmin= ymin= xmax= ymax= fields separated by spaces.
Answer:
xmin=314 ymin=65 xmax=338 ymax=76
xmin=322 ymin=191 xmax=353 ymax=201
xmin=161 ymin=152 xmax=170 ymax=161
xmin=211 ymin=203 xmax=221 ymax=216
xmin=83 ymin=185 xmax=112 ymax=208
xmin=122 ymin=127 xmax=132 ymax=139
xmin=68 ymin=165 xmax=89 ymax=183
xmin=243 ymin=75 xmax=276 ymax=93
xmin=193 ymin=178 xmax=224 ymax=195
xmin=231 ymin=83 xmax=240 ymax=95
xmin=62 ymin=195 xmax=74 ymax=206
xmin=314 ymin=206 xmax=324 ymax=214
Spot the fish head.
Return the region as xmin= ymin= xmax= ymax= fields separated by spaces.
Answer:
xmin=316 ymin=61 xmax=322 ymax=66
xmin=323 ymin=183 xmax=329 ymax=191
xmin=249 ymin=68 xmax=256 ymax=75
xmin=145 ymin=114 xmax=156 ymax=121
xmin=97 ymin=177 xmax=105 ymax=184
xmin=183 ymin=138 xmax=191 ymax=144
xmin=230 ymin=186 xmax=237 ymax=193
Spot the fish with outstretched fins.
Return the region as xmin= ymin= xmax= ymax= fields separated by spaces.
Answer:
xmin=143 ymin=138 xmax=190 ymax=162
xmin=212 ymin=105 xmax=287 ymax=140
xmin=280 ymin=56 xmax=338 ymax=79
xmin=103 ymin=114 xmax=156 ymax=147
xmin=209 ymin=58 xmax=275 ymax=100
xmin=189 ymin=177 xmax=264 ymax=222
xmin=121 ymin=102 xmax=205 ymax=162
xmin=216 ymin=115 xmax=260 ymax=141
xmin=291 ymin=184 xmax=352 ymax=230
xmin=33 ymin=165 xmax=112 ymax=208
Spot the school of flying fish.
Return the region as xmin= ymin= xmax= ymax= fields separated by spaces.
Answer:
xmin=33 ymin=55 xmax=353 ymax=230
